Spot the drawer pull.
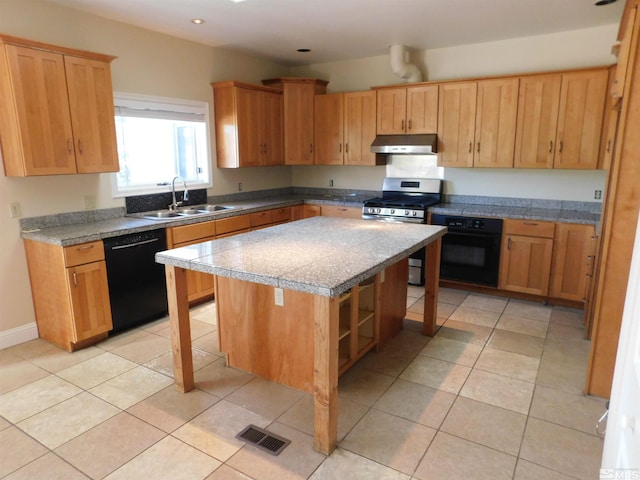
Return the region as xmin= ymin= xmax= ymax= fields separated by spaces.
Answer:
xmin=77 ymin=244 xmax=95 ymax=251
xmin=523 ymin=221 xmax=539 ymax=226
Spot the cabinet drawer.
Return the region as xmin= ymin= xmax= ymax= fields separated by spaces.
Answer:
xmin=503 ymin=219 xmax=555 ymax=238
xmin=168 ymin=221 xmax=215 ymax=246
xmin=321 ymin=205 xmax=362 ymax=219
xmin=63 ymin=241 xmax=104 ymax=266
xmin=271 ymin=207 xmax=291 ymax=223
xmin=250 ymin=210 xmax=273 ymax=227
xmin=216 ymin=214 xmax=251 ymax=236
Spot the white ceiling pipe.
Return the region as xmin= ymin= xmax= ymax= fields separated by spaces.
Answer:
xmin=389 ymin=44 xmax=423 ymax=83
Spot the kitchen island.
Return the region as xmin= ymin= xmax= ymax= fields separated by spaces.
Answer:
xmin=155 ymin=216 xmax=446 ymax=454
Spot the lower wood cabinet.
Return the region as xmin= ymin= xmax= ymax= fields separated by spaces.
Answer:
xmin=291 ymin=204 xmax=322 ymax=220
xmin=499 ymin=219 xmax=555 ymax=296
xmin=549 ymin=223 xmax=597 ymax=302
xmin=24 ymin=239 xmax=113 ymax=351
xmin=166 ymin=221 xmax=216 ymax=305
xmin=320 ymin=205 xmax=362 ymax=219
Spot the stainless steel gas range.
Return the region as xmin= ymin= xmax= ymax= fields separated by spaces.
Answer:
xmin=362 ymin=177 xmax=443 ymax=285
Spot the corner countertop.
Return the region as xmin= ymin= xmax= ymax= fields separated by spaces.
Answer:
xmin=155 ymin=216 xmax=447 ymax=297
xmin=19 ymin=191 xmax=602 ymax=247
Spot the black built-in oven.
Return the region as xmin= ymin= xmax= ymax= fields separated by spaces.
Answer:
xmin=430 ymin=214 xmax=503 ymax=287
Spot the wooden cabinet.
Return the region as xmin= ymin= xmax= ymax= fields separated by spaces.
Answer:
xmin=166 ymin=221 xmax=216 ymax=304
xmin=499 ymin=219 xmax=555 ymax=296
xmin=211 ymin=81 xmax=283 ymax=168
xmin=0 ymin=35 xmax=118 ymax=176
xmin=549 ymin=223 xmax=596 ymax=302
xmin=514 ymin=68 xmax=608 ymax=169
xmin=215 ymin=214 xmax=252 ymax=238
xmin=375 ymin=84 xmax=438 ymax=135
xmin=599 ymin=65 xmax=621 ymax=170
xmin=438 ymin=79 xmax=518 ymax=168
xmin=473 ymin=78 xmax=519 ymax=168
xmin=291 ymin=204 xmax=322 ymax=220
xmin=320 ymin=205 xmax=363 ymax=219
xmin=24 ymin=239 xmax=112 ymax=351
xmin=262 ymin=77 xmax=328 ymax=165
xmin=314 ymin=91 xmax=378 ymax=166
xmin=250 ymin=207 xmax=291 ymax=230
xmin=437 ymin=82 xmax=477 ymax=167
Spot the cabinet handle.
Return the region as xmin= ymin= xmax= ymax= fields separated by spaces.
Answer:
xmin=507 ymin=238 xmax=511 ymax=250
xmin=408 ymin=119 xmax=412 ymax=130
xmin=345 ymin=143 xmax=349 ymax=153
xmin=401 ymin=120 xmax=405 ymax=131
xmin=339 ymin=143 xmax=342 ymax=153
xmin=606 ymin=139 xmax=612 ymax=153
xmin=77 ymin=244 xmax=95 ymax=251
xmin=468 ymin=141 xmax=472 ymax=153
xmin=477 ymin=142 xmax=480 ymax=153
xmin=72 ymin=271 xmax=78 ymax=287
xmin=558 ymin=141 xmax=563 ymax=153
xmin=77 ymin=139 xmax=83 ymax=154
xmin=67 ymin=139 xmax=73 ymax=154
xmin=310 ymin=144 xmax=313 ymax=154
xmin=523 ymin=221 xmax=539 ymax=226
xmin=549 ymin=141 xmax=553 ymax=153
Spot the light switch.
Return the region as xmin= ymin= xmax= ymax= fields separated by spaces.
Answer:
xmin=9 ymin=202 xmax=21 ymax=219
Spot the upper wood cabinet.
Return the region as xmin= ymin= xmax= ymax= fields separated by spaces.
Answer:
xmin=375 ymin=84 xmax=438 ymax=134
xmin=212 ymin=81 xmax=283 ymax=168
xmin=314 ymin=91 xmax=378 ymax=166
xmin=0 ymin=35 xmax=118 ymax=176
xmin=437 ymin=82 xmax=477 ymax=167
xmin=437 ymin=79 xmax=518 ymax=168
xmin=262 ymin=77 xmax=328 ymax=165
xmin=514 ymin=68 xmax=608 ymax=169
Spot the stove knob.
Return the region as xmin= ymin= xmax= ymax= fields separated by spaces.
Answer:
xmin=412 ymin=211 xmax=417 ymax=216
xmin=368 ymin=207 xmax=374 ymax=213
xmin=376 ymin=208 xmax=381 ymax=214
xmin=390 ymin=209 xmax=395 ymax=214
xmin=405 ymin=210 xmax=410 ymax=216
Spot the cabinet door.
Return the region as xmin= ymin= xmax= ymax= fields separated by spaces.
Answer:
xmin=499 ymin=234 xmax=553 ymax=295
xmin=344 ymin=91 xmax=376 ymax=166
xmin=437 ymin=82 xmax=477 ymax=167
xmin=474 ymin=78 xmax=518 ymax=168
xmin=64 ymin=56 xmax=119 ymax=173
xmin=262 ymin=91 xmax=283 ymax=166
xmin=4 ymin=45 xmax=76 ymax=175
xmin=554 ymin=69 xmax=608 ymax=169
xmin=550 ymin=223 xmax=596 ymax=301
xmin=314 ymin=93 xmax=344 ymax=165
xmin=376 ymin=88 xmax=407 ymax=134
xmin=236 ymin=87 xmax=262 ymax=167
xmin=514 ymin=74 xmax=561 ymax=168
xmin=283 ymin=83 xmax=315 ymax=165
xmin=406 ymin=85 xmax=438 ymax=134
xmin=599 ymin=66 xmax=619 ymax=170
xmin=67 ymin=261 xmax=113 ymax=342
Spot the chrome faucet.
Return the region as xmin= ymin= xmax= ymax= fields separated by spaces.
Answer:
xmin=169 ymin=176 xmax=189 ymax=211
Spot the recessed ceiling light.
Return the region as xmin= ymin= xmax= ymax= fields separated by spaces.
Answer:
xmin=297 ymin=48 xmax=311 ymax=53
xmin=595 ymin=0 xmax=617 ymax=5
xmin=191 ymin=18 xmax=205 ymax=24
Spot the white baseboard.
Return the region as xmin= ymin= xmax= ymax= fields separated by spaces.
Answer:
xmin=0 ymin=323 xmax=39 ymax=350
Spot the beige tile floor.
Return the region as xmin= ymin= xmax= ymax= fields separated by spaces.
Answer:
xmin=0 ymin=287 xmax=607 ymax=479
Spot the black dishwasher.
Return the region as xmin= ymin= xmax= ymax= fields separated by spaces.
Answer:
xmin=103 ymin=229 xmax=168 ymax=333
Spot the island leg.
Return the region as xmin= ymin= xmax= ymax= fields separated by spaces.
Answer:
xmin=423 ymin=237 xmax=442 ymax=336
xmin=165 ymin=265 xmax=195 ymax=392
xmin=313 ymin=294 xmax=339 ymax=454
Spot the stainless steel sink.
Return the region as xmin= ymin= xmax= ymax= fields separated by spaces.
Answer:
xmin=142 ymin=211 xmax=183 ymax=219
xmin=177 ymin=208 xmax=202 ymax=215
xmin=197 ymin=205 xmax=233 ymax=212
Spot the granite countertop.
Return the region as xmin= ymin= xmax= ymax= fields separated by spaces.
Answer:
xmin=155 ymin=216 xmax=446 ymax=297
xmin=20 ymin=191 xmax=602 ymax=247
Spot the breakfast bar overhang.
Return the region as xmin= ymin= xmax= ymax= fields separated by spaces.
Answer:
xmin=155 ymin=216 xmax=446 ymax=454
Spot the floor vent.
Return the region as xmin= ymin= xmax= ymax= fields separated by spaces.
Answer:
xmin=236 ymin=425 xmax=291 ymax=456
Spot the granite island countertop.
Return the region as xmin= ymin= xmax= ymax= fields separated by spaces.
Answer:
xmin=155 ymin=216 xmax=447 ymax=297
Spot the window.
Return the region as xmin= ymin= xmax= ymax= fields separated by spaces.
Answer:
xmin=111 ymin=92 xmax=211 ymax=197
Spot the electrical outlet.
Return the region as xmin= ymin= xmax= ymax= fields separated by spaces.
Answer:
xmin=274 ymin=287 xmax=284 ymax=306
xmin=594 ymin=190 xmax=602 ymax=200
xmin=238 ymin=182 xmax=243 ymax=192
xmin=83 ymin=195 xmax=97 ymax=210
xmin=329 ymin=179 xmax=334 ymax=187
xmin=9 ymin=202 xmax=21 ymax=219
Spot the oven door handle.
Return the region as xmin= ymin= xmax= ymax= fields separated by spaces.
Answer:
xmin=442 ymin=230 xmax=501 ymax=239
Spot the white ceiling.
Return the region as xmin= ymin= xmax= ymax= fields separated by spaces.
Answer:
xmin=45 ymin=0 xmax=625 ymax=66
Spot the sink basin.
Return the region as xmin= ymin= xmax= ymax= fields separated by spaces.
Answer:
xmin=177 ymin=209 xmax=202 ymax=215
xmin=197 ymin=205 xmax=233 ymax=212
xmin=142 ymin=211 xmax=182 ymax=219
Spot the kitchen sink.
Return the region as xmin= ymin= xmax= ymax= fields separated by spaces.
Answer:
xmin=133 ymin=205 xmax=234 ymax=221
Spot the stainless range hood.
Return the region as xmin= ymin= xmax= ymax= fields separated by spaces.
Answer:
xmin=370 ymin=134 xmax=438 ymax=155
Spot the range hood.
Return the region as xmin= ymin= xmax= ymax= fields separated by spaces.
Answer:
xmin=370 ymin=134 xmax=438 ymax=155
